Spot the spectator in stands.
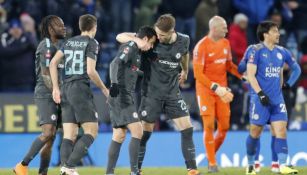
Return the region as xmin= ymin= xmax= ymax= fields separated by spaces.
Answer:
xmin=0 ymin=18 xmax=37 ymax=91
xmin=133 ymin=0 xmax=161 ymax=31
xmin=195 ymin=0 xmax=218 ymax=42
xmin=233 ymin=0 xmax=275 ymax=44
xmin=228 ymin=13 xmax=248 ymax=64
xmin=287 ymin=0 xmax=307 ymax=43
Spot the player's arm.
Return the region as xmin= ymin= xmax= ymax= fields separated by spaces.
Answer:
xmin=283 ymin=49 xmax=302 ymax=88
xmin=179 ymin=54 xmax=189 ymax=85
xmin=87 ymin=58 xmax=109 ymax=97
xmin=227 ymin=61 xmax=243 ymax=79
xmin=41 ymin=68 xmax=52 ymax=90
xmin=116 ymin=32 xmax=151 ymax=50
xmin=49 ymin=50 xmax=64 ymax=104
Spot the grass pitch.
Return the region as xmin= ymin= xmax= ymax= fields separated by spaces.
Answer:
xmin=1 ymin=167 xmax=307 ymax=175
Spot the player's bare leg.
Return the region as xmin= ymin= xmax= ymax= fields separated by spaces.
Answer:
xmin=106 ymin=128 xmax=127 ymax=175
xmin=127 ymin=122 xmax=143 ymax=175
xmin=246 ymin=124 xmax=263 ymax=175
xmin=14 ymin=124 xmax=56 ymax=175
xmin=173 ymin=116 xmax=201 ymax=175
xmin=271 ymin=121 xmax=298 ymax=174
xmin=138 ymin=121 xmax=155 ymax=174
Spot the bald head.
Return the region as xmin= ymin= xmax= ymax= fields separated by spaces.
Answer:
xmin=208 ymin=16 xmax=228 ymax=40
xmin=209 ymin=16 xmax=226 ymax=30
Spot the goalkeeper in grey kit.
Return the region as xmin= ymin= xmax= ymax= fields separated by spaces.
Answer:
xmin=106 ymin=26 xmax=157 ymax=175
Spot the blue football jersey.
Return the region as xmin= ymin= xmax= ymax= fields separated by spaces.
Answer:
xmin=246 ymin=43 xmax=296 ymax=105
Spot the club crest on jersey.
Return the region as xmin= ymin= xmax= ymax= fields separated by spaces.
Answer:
xmin=176 ymin=53 xmax=181 ymax=59
xmin=277 ymin=52 xmax=282 ymax=60
xmin=252 ymin=114 xmax=259 ymax=120
xmin=224 ymin=49 xmax=228 ymax=55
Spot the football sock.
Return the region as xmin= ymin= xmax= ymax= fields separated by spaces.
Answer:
xmin=181 ymin=127 xmax=197 ymax=169
xmin=204 ymin=125 xmax=216 ymax=165
xmin=274 ymin=138 xmax=288 ymax=165
xmin=22 ymin=137 xmax=46 ymax=166
xmin=66 ymin=134 xmax=94 ymax=167
xmin=60 ymin=138 xmax=74 ymax=166
xmin=106 ymin=140 xmax=122 ymax=174
xmin=246 ymin=135 xmax=259 ymax=166
xmin=129 ymin=137 xmax=141 ymax=173
xmin=214 ymin=130 xmax=227 ymax=152
xmin=255 ymin=138 xmax=260 ymax=161
xmin=138 ymin=131 xmax=152 ymax=169
xmin=271 ymin=136 xmax=278 ymax=162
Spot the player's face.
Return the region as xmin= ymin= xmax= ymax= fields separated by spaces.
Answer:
xmin=155 ymin=26 xmax=174 ymax=44
xmin=215 ymin=21 xmax=228 ymax=38
xmin=52 ymin=18 xmax=66 ymax=39
xmin=265 ymin=26 xmax=280 ymax=44
xmin=141 ymin=36 xmax=157 ymax=51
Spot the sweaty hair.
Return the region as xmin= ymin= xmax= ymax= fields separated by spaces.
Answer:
xmin=154 ymin=14 xmax=175 ymax=32
xmin=79 ymin=14 xmax=97 ymax=32
xmin=257 ymin=20 xmax=279 ymax=42
xmin=136 ymin=26 xmax=157 ymax=39
xmin=40 ymin=15 xmax=61 ymax=38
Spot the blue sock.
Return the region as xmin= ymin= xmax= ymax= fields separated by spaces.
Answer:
xmin=274 ymin=138 xmax=288 ymax=165
xmin=246 ymin=135 xmax=259 ymax=165
xmin=255 ymin=138 xmax=260 ymax=161
xmin=271 ymin=136 xmax=278 ymax=162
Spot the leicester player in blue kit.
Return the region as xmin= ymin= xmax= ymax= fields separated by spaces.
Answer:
xmin=244 ymin=21 xmax=300 ymax=175
xmin=238 ymin=42 xmax=301 ymax=173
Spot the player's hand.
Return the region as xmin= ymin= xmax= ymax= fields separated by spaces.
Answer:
xmin=52 ymin=88 xmax=61 ymax=104
xmin=110 ymin=83 xmax=119 ymax=97
xmin=257 ymin=90 xmax=270 ymax=106
xmin=220 ymin=90 xmax=234 ymax=103
xmin=179 ymin=70 xmax=188 ymax=85
xmin=101 ymin=88 xmax=109 ymax=97
xmin=211 ymin=83 xmax=227 ymax=97
xmin=282 ymin=82 xmax=290 ymax=90
xmin=242 ymin=75 xmax=248 ymax=82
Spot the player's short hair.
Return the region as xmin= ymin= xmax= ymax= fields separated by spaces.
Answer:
xmin=79 ymin=14 xmax=97 ymax=32
xmin=40 ymin=15 xmax=61 ymax=38
xmin=136 ymin=26 xmax=157 ymax=40
xmin=154 ymin=14 xmax=175 ymax=32
xmin=257 ymin=20 xmax=279 ymax=42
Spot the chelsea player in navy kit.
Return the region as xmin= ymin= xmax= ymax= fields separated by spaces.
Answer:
xmin=244 ymin=21 xmax=300 ymax=175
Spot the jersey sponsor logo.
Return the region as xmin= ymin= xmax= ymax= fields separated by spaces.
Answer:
xmin=58 ymin=64 xmax=64 ymax=68
xmin=175 ymin=53 xmax=181 ymax=59
xmin=50 ymin=114 xmax=57 ymax=121
xmin=66 ymin=41 xmax=87 ymax=47
xmin=158 ymin=60 xmax=179 ymax=68
xmin=208 ymin=53 xmax=215 ymax=57
xmin=265 ymin=66 xmax=281 ymax=77
xmin=214 ymin=58 xmax=227 ymax=64
xmin=277 ymin=52 xmax=282 ymax=60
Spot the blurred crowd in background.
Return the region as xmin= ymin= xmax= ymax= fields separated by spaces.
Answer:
xmin=1 ymin=0 xmax=307 ymax=131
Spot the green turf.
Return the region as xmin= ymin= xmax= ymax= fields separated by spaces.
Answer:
xmin=3 ymin=167 xmax=307 ymax=175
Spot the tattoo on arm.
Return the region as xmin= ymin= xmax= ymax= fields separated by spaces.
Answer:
xmin=42 ymin=68 xmax=52 ymax=90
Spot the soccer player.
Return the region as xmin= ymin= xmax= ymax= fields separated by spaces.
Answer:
xmin=239 ymin=42 xmax=301 ymax=173
xmin=192 ymin=16 xmax=243 ymax=172
xmin=116 ymin=14 xmax=201 ymax=175
xmin=245 ymin=21 xmax=300 ymax=175
xmin=49 ymin=14 xmax=109 ymax=175
xmin=106 ymin=26 xmax=156 ymax=175
xmin=14 ymin=15 xmax=66 ymax=175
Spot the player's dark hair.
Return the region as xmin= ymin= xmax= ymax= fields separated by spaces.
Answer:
xmin=155 ymin=14 xmax=175 ymax=32
xmin=136 ymin=26 xmax=157 ymax=40
xmin=257 ymin=20 xmax=279 ymax=42
xmin=40 ymin=15 xmax=61 ymax=38
xmin=79 ymin=14 xmax=97 ymax=32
